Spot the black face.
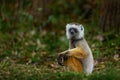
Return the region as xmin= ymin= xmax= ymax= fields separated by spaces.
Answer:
xmin=69 ymin=28 xmax=78 ymax=35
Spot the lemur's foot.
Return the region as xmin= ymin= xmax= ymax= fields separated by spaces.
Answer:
xmin=57 ymin=51 xmax=69 ymax=66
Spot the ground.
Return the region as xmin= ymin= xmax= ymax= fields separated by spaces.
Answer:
xmin=0 ymin=24 xmax=119 ymax=80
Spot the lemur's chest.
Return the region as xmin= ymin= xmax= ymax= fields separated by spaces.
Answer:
xmin=69 ymin=40 xmax=80 ymax=49
xmin=69 ymin=39 xmax=85 ymax=50
xmin=70 ymin=41 xmax=75 ymax=49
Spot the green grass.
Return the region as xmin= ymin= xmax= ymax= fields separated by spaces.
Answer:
xmin=0 ymin=26 xmax=119 ymax=80
xmin=0 ymin=22 xmax=120 ymax=80
xmin=0 ymin=59 xmax=119 ymax=80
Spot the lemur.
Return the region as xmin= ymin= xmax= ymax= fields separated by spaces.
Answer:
xmin=57 ymin=23 xmax=94 ymax=74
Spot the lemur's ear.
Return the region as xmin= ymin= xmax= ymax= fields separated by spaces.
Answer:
xmin=79 ymin=24 xmax=84 ymax=31
xmin=66 ymin=24 xmax=70 ymax=28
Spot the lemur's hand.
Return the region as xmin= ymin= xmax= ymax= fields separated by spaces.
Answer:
xmin=57 ymin=51 xmax=69 ymax=66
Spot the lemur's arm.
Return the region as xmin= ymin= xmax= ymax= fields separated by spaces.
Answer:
xmin=57 ymin=47 xmax=87 ymax=66
xmin=59 ymin=47 xmax=87 ymax=59
xmin=68 ymin=47 xmax=87 ymax=58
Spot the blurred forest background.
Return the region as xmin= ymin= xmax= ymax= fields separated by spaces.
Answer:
xmin=0 ymin=0 xmax=120 ymax=80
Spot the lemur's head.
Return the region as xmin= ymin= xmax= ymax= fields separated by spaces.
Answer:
xmin=66 ymin=23 xmax=84 ymax=40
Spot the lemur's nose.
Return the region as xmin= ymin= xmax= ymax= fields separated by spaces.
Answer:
xmin=69 ymin=28 xmax=77 ymax=34
xmin=70 ymin=29 xmax=74 ymax=34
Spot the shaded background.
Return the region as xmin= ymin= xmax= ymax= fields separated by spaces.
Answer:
xmin=0 ymin=0 xmax=120 ymax=79
xmin=0 ymin=0 xmax=120 ymax=32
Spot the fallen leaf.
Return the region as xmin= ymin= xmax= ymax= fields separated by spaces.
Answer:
xmin=114 ymin=54 xmax=119 ymax=61
xmin=94 ymin=35 xmax=104 ymax=41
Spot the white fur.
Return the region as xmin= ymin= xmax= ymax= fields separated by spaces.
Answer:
xmin=78 ymin=39 xmax=94 ymax=74
xmin=66 ymin=24 xmax=84 ymax=39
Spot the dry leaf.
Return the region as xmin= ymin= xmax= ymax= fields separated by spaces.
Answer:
xmin=114 ymin=54 xmax=119 ymax=61
xmin=94 ymin=35 xmax=104 ymax=41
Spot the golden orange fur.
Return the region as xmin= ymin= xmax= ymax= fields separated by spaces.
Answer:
xmin=64 ymin=56 xmax=83 ymax=72
xmin=58 ymin=46 xmax=87 ymax=72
